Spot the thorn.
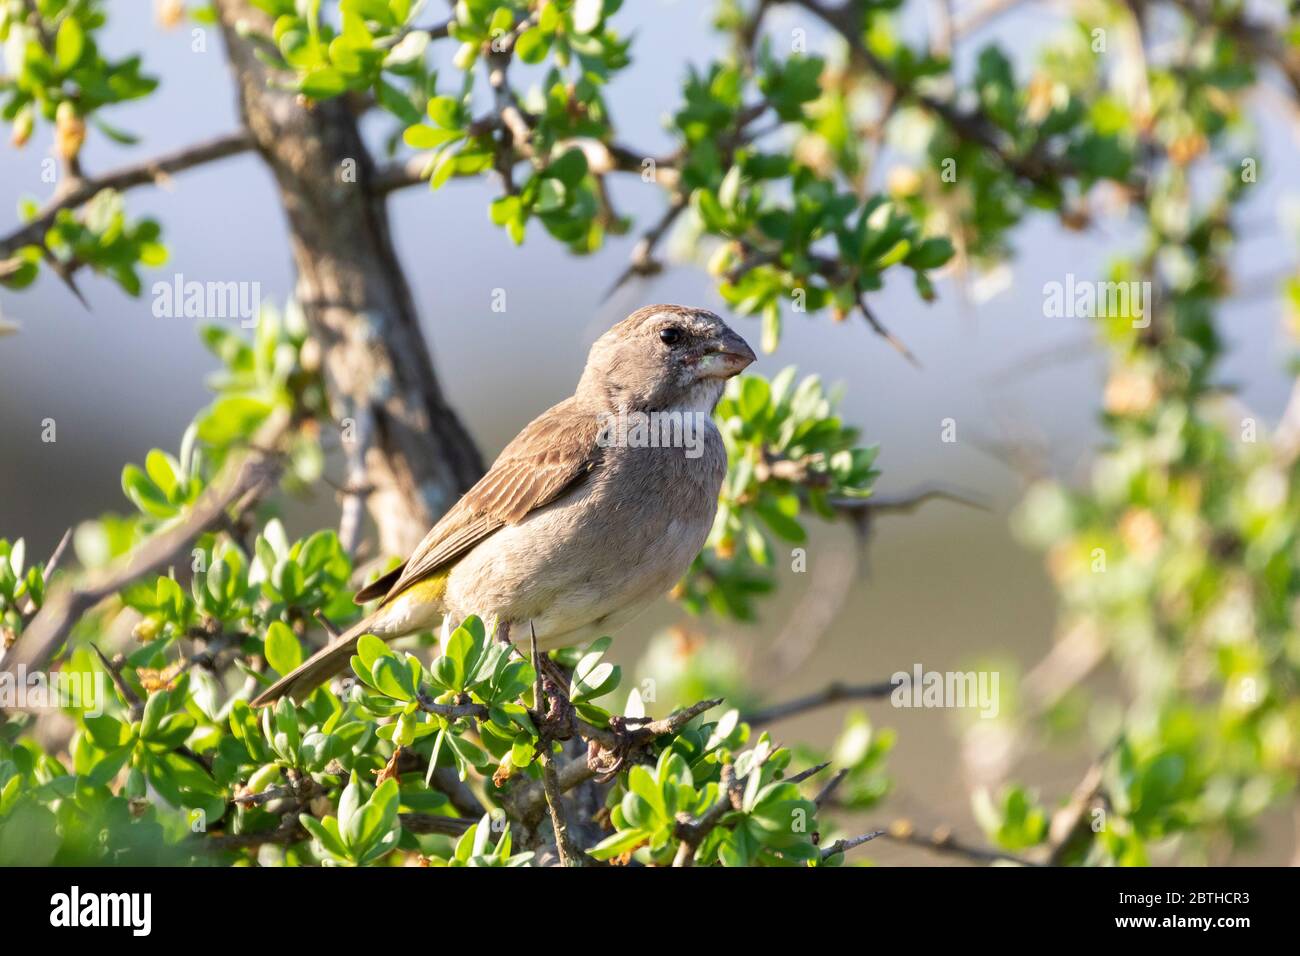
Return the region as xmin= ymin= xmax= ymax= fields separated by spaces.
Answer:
xmin=858 ymin=297 xmax=920 ymax=368
xmin=313 ymin=609 xmax=342 ymax=640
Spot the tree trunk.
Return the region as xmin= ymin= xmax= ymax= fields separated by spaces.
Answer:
xmin=212 ymin=0 xmax=483 ymax=557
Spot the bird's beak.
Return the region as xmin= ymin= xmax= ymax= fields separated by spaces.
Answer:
xmin=698 ymin=329 xmax=756 ymax=379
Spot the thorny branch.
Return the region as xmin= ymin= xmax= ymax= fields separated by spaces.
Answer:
xmin=532 ymin=630 xmax=585 ymax=866
xmin=743 ymin=679 xmax=896 ymax=728
xmin=672 ymin=763 xmax=742 ymax=867
xmin=878 ymin=819 xmax=1040 ymax=866
xmin=819 ymin=829 xmax=885 ymax=860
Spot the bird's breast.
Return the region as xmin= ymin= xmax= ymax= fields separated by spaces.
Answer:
xmin=441 ymin=420 xmax=726 ymax=645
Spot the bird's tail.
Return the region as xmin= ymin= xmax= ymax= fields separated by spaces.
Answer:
xmin=251 ymin=612 xmax=381 ymax=708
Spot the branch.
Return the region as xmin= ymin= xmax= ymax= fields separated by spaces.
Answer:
xmin=819 ymin=829 xmax=885 ymax=860
xmin=533 ymin=630 xmax=585 ymax=866
xmin=1045 ymin=742 xmax=1116 ymax=865
xmin=206 ymin=816 xmax=305 ymax=852
xmin=504 ymin=753 xmax=598 ymax=825
xmin=398 ymin=812 xmax=475 ymax=837
xmin=0 ymin=410 xmax=289 ymax=682
xmin=501 ymin=698 xmax=725 ymax=825
xmin=19 ymin=527 xmax=71 ymax=620
xmin=672 ymin=763 xmax=741 ymax=866
xmin=831 ymin=482 xmax=990 ymax=542
xmin=0 ymin=131 xmax=254 ymax=260
xmin=742 ymin=680 xmax=895 ymax=728
xmin=858 ymin=296 xmax=920 ymax=367
xmin=90 ymin=643 xmax=144 ymax=720
xmin=879 ymin=819 xmax=1040 ymax=866
xmin=791 ymin=0 xmax=1086 ymax=195
xmin=371 ymin=132 xmax=671 ymax=196
xmin=370 ymin=153 xmax=436 ymax=194
xmin=417 ymin=692 xmax=721 ymax=756
xmin=602 ymin=195 xmax=687 ymax=301
xmin=784 ymin=760 xmax=831 ymax=785
xmin=813 ymin=768 xmax=850 ymax=808
xmin=583 ymin=696 xmax=724 ymax=750
xmin=1168 ymin=0 xmax=1300 ymax=98
xmin=429 ymin=767 xmax=487 ymax=819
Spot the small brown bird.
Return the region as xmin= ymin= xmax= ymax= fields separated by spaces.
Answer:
xmin=253 ymin=305 xmax=755 ymax=706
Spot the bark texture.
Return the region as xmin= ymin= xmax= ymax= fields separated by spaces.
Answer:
xmin=213 ymin=0 xmax=483 ymax=557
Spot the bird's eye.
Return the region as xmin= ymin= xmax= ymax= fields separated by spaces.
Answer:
xmin=659 ymin=327 xmax=683 ymax=346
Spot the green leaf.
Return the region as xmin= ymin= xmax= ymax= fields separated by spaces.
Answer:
xmin=403 ymin=123 xmax=462 ymax=149
xmin=515 ymin=27 xmax=550 ymax=64
xmin=371 ymin=655 xmax=415 ymax=700
xmin=510 ymin=734 xmax=535 ymax=768
xmin=300 ymin=68 xmax=348 ymax=99
xmin=429 ymin=150 xmax=457 ymax=189
xmin=426 ymin=95 xmax=462 ymax=129
xmin=755 ymin=497 xmax=805 ymax=543
xmin=907 ymin=237 xmax=954 ymax=270
xmin=378 ymin=80 xmax=422 ymax=125
xmin=121 ymin=465 xmax=172 ymax=518
xmin=56 ymin=17 xmax=86 ymax=71
xmin=588 ymin=828 xmax=646 ymax=860
xmin=264 ymin=621 xmax=304 ymax=676
xmin=140 ymin=690 xmax=169 ymax=739
xmin=545 ymin=148 xmax=588 ymax=189
xmin=353 ymin=777 xmax=399 ymax=851
xmin=300 ymin=813 xmax=350 ymax=860
xmin=738 ymin=376 xmax=771 ymax=421
xmin=83 ymin=714 xmax=130 ymax=749
xmin=356 ymin=633 xmax=391 ymax=671
xmin=446 ymin=732 xmax=489 ymax=776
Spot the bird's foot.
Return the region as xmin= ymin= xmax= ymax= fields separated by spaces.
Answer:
xmin=539 ymin=652 xmax=571 ymax=690
xmin=537 ymin=675 xmax=576 ymax=741
xmin=586 ymin=715 xmax=637 ymax=783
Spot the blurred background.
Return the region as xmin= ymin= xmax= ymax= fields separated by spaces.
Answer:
xmin=1 ymin=0 xmax=1296 ymax=862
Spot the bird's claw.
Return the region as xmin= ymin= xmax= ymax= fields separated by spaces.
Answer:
xmin=586 ymin=714 xmax=636 ymax=783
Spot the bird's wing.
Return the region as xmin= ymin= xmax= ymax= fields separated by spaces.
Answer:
xmin=362 ymin=399 xmax=604 ymax=607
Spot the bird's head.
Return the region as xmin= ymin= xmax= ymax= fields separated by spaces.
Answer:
xmin=580 ymin=305 xmax=756 ymax=412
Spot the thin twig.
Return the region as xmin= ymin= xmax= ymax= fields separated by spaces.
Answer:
xmin=858 ymin=296 xmax=921 ymax=367
xmin=503 ymin=699 xmax=722 ymax=825
xmin=785 ymin=761 xmax=831 ymax=785
xmin=793 ymin=0 xmax=1100 ymax=196
xmin=1046 ymin=742 xmax=1117 ymax=865
xmin=602 ymin=196 xmax=688 ymax=301
xmin=0 ymin=131 xmax=254 ymax=259
xmin=743 ymin=681 xmax=895 ymax=728
xmin=813 ymin=768 xmax=850 ymax=809
xmin=90 ymin=643 xmax=144 ymax=719
xmin=313 ymin=609 xmax=343 ymax=641
xmin=533 ymin=628 xmax=585 ymax=866
xmin=398 ymin=812 xmax=475 ymax=837
xmin=879 ymin=820 xmax=1040 ymax=866
xmin=820 ymin=829 xmax=885 ymax=860
xmin=20 ymin=527 xmax=72 ymax=619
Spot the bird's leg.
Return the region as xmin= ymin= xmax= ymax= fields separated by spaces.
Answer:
xmin=585 ymin=715 xmax=635 ymax=783
xmin=539 ymin=654 xmax=571 ymax=691
xmin=529 ymin=623 xmax=574 ymax=742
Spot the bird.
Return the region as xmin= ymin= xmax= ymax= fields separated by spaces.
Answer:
xmin=252 ymin=305 xmax=756 ymax=706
